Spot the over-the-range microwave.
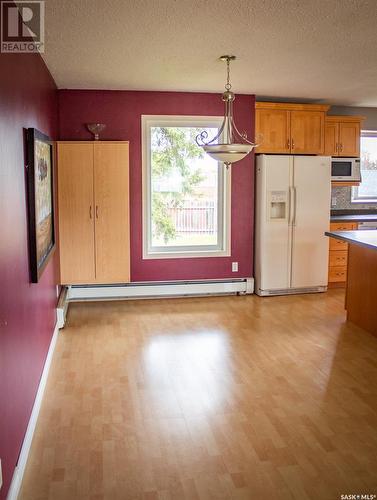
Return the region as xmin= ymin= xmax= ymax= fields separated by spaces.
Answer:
xmin=331 ymin=157 xmax=361 ymax=182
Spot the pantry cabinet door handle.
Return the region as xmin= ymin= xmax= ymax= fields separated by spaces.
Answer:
xmin=96 ymin=205 xmax=99 ymax=219
xmin=89 ymin=205 xmax=92 ymax=219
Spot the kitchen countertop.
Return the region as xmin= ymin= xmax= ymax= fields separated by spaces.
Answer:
xmin=330 ymin=214 xmax=377 ymax=223
xmin=325 ymin=230 xmax=377 ymax=251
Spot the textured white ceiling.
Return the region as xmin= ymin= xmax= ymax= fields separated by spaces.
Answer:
xmin=43 ymin=0 xmax=377 ymax=106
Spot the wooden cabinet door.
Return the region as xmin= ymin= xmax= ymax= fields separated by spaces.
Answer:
xmin=255 ymin=108 xmax=290 ymax=153
xmin=94 ymin=143 xmax=130 ymax=283
xmin=58 ymin=143 xmax=95 ymax=284
xmin=339 ymin=121 xmax=360 ymax=157
xmin=324 ymin=121 xmax=339 ymax=156
xmin=290 ymin=111 xmax=325 ymax=154
xmin=328 ymin=267 xmax=347 ymax=282
xmin=330 ymin=222 xmax=355 ymax=231
xmin=329 ymin=250 xmax=348 ymax=267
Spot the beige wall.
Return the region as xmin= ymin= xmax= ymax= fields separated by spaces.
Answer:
xmin=328 ymin=106 xmax=377 ymax=131
xmin=256 ymin=98 xmax=377 ymax=131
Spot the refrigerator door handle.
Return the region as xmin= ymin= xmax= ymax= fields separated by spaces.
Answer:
xmin=292 ymin=186 xmax=297 ymax=226
xmin=288 ymin=186 xmax=293 ymax=226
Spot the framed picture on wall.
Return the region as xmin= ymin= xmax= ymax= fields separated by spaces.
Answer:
xmin=27 ymin=128 xmax=55 ymax=283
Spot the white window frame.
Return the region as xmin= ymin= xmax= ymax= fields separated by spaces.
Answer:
xmin=142 ymin=115 xmax=231 ymax=259
xmin=352 ymin=130 xmax=377 ymax=204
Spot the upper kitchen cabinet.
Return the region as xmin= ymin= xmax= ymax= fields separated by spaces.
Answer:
xmin=324 ymin=120 xmax=338 ymax=157
xmin=290 ymin=110 xmax=325 ymax=154
xmin=255 ymin=102 xmax=330 ymax=154
xmin=324 ymin=116 xmax=365 ymax=157
xmin=255 ymin=107 xmax=290 ymax=153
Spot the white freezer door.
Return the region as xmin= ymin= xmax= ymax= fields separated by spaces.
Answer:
xmin=256 ymin=155 xmax=292 ymax=291
xmin=291 ymin=156 xmax=331 ymax=288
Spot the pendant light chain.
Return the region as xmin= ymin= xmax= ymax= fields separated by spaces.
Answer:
xmin=225 ymin=57 xmax=232 ymax=91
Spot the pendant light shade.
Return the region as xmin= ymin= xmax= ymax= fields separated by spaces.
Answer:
xmin=196 ymin=55 xmax=259 ymax=167
xmin=202 ymin=143 xmax=254 ymax=163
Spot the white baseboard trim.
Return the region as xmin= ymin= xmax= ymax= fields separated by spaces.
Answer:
xmin=68 ymin=278 xmax=254 ymax=301
xmin=6 ymin=318 xmax=60 ymax=500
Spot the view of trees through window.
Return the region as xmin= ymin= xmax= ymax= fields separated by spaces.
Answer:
xmin=352 ymin=133 xmax=377 ymax=202
xmin=150 ymin=126 xmax=221 ymax=248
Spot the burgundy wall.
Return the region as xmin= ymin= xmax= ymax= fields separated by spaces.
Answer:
xmin=0 ymin=54 xmax=58 ymax=499
xmin=58 ymin=90 xmax=255 ymax=281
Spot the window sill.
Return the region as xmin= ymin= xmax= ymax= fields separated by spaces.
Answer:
xmin=351 ymin=199 xmax=377 ymax=204
xmin=143 ymin=249 xmax=231 ymax=260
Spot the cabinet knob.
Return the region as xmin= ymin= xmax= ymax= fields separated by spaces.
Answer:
xmin=339 ymin=143 xmax=343 ymax=152
xmin=291 ymin=139 xmax=295 ymax=149
xmin=287 ymin=139 xmax=290 ymax=149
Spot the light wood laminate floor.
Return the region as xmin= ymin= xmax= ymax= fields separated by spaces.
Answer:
xmin=20 ymin=290 xmax=377 ymax=500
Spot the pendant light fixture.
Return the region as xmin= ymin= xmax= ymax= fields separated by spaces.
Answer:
xmin=196 ymin=55 xmax=258 ymax=167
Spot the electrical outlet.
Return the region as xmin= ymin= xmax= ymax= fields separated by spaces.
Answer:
xmin=232 ymin=262 xmax=238 ymax=272
xmin=0 ymin=458 xmax=3 ymax=490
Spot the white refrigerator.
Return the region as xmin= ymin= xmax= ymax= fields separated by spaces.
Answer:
xmin=254 ymin=155 xmax=331 ymax=296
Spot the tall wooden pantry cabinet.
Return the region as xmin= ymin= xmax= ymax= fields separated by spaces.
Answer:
xmin=57 ymin=141 xmax=130 ymax=284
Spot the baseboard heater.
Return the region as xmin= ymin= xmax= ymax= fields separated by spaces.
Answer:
xmin=57 ymin=286 xmax=69 ymax=327
xmin=67 ymin=278 xmax=254 ymax=301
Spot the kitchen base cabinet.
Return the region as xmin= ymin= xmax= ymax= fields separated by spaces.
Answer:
xmin=328 ymin=267 xmax=347 ymax=283
xmin=326 ymin=231 xmax=377 ymax=337
xmin=57 ymin=141 xmax=130 ymax=285
xmin=328 ymin=222 xmax=357 ymax=287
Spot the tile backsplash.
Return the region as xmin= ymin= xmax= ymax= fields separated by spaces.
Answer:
xmin=331 ymin=186 xmax=377 ymax=210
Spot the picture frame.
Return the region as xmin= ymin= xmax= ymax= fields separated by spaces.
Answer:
xmin=27 ymin=128 xmax=56 ymax=283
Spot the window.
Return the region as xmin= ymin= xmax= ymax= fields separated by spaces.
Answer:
xmin=352 ymin=131 xmax=377 ymax=203
xmin=142 ymin=115 xmax=230 ymax=258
